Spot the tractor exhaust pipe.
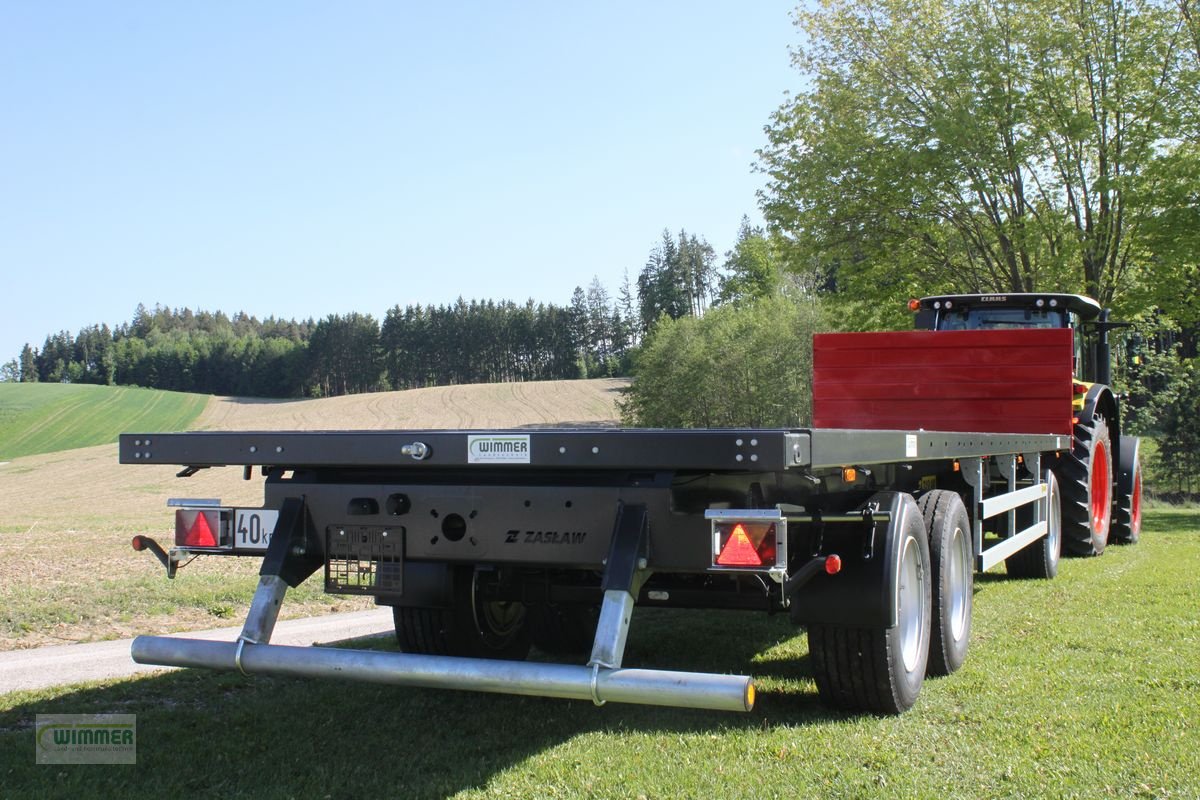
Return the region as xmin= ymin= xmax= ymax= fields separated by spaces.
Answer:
xmin=131 ymin=635 xmax=756 ymax=713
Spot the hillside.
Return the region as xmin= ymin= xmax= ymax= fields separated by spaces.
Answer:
xmin=0 ymin=383 xmax=208 ymax=461
xmin=0 ymin=378 xmax=627 ymax=649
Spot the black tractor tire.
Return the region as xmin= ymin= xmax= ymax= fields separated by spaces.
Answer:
xmin=1006 ymin=470 xmax=1063 ymax=580
xmin=393 ymin=567 xmax=531 ymax=661
xmin=1111 ymin=437 xmax=1143 ymax=545
xmin=529 ymin=603 xmax=601 ymax=655
xmin=1054 ymin=413 xmax=1113 ymax=557
xmin=916 ymin=490 xmax=972 ymax=676
xmin=808 ymin=496 xmax=931 ymax=714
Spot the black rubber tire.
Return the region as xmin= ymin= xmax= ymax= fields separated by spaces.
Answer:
xmin=1112 ymin=441 xmax=1143 ymax=545
xmin=1054 ymin=413 xmax=1113 ymax=557
xmin=917 ymin=490 xmax=972 ymax=676
xmin=1006 ymin=470 xmax=1062 ymax=580
xmin=392 ymin=567 xmax=531 ymax=660
xmin=529 ymin=603 xmax=600 ymax=655
xmin=808 ymin=497 xmax=931 ymax=714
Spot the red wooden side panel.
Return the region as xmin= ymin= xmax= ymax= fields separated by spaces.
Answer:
xmin=812 ymin=329 xmax=1074 ymax=435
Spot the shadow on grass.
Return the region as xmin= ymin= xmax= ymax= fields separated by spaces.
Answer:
xmin=0 ymin=609 xmax=839 ymax=799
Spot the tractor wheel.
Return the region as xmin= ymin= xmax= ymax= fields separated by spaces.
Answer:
xmin=808 ymin=496 xmax=931 ymax=714
xmin=917 ymin=490 xmax=972 ymax=676
xmin=1006 ymin=470 xmax=1062 ymax=580
xmin=393 ymin=567 xmax=531 ymax=660
xmin=529 ymin=603 xmax=600 ymax=655
xmin=1111 ymin=437 xmax=1143 ymax=545
xmin=1054 ymin=413 xmax=1113 ymax=556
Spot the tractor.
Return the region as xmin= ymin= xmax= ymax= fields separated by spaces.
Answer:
xmin=912 ymin=293 xmax=1143 ymax=556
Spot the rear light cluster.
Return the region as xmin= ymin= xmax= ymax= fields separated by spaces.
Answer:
xmin=715 ymin=522 xmax=777 ymax=567
xmin=169 ymin=500 xmax=233 ymax=549
xmin=706 ymin=510 xmax=787 ymax=575
xmin=175 ymin=508 xmax=229 ymax=548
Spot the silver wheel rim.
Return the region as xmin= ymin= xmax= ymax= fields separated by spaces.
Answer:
xmin=948 ymin=525 xmax=970 ymax=641
xmin=899 ymin=535 xmax=925 ymax=673
xmin=1047 ymin=474 xmax=1061 ymax=565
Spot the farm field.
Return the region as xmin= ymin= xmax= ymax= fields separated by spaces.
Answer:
xmin=0 ymin=509 xmax=1195 ymax=799
xmin=0 ymin=383 xmax=208 ymax=461
xmin=0 ymin=379 xmax=625 ymax=650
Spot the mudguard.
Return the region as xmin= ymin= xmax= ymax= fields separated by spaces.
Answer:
xmin=788 ymin=491 xmax=922 ymax=628
xmin=1118 ymin=435 xmax=1141 ymax=498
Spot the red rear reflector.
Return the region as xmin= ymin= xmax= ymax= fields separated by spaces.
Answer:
xmin=908 ymin=298 xmax=921 ymax=312
xmin=715 ymin=522 xmax=777 ymax=567
xmin=717 ymin=524 xmax=762 ymax=566
xmin=824 ymin=554 xmax=842 ymax=575
xmin=175 ymin=510 xmax=220 ymax=547
xmin=131 ymin=536 xmax=146 ymax=552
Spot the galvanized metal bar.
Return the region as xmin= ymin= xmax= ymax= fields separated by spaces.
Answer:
xmin=589 ymin=503 xmax=650 ymax=674
xmin=806 ymin=430 xmax=1068 ymax=469
xmin=980 ymin=521 xmax=1049 ymax=571
xmin=979 ymin=483 xmax=1048 ymax=520
xmin=238 ymin=576 xmax=288 ymax=644
xmin=588 ymin=590 xmax=636 ymax=671
xmin=130 ymin=636 xmax=755 ymax=713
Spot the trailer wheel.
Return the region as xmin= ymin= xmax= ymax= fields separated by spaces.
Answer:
xmin=808 ymin=496 xmax=931 ymax=714
xmin=393 ymin=567 xmax=531 ymax=660
xmin=1111 ymin=437 xmax=1142 ymax=545
xmin=1054 ymin=413 xmax=1113 ymax=556
xmin=917 ymin=490 xmax=972 ymax=676
xmin=529 ymin=603 xmax=601 ymax=655
xmin=1005 ymin=470 xmax=1062 ymax=580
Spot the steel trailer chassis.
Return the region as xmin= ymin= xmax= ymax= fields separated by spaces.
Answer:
xmin=121 ymin=427 xmax=1069 ymax=714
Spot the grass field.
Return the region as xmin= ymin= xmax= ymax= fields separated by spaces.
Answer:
xmin=0 ymin=383 xmax=208 ymax=461
xmin=1 ymin=509 xmax=1196 ymax=799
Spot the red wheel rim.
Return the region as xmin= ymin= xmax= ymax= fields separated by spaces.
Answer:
xmin=1131 ymin=464 xmax=1143 ymax=536
xmin=1091 ymin=439 xmax=1111 ymax=536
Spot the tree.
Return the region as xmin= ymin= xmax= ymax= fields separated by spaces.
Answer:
xmin=18 ymin=344 xmax=37 ymax=382
xmin=620 ymin=295 xmax=829 ymax=428
xmin=717 ymin=216 xmax=782 ymax=304
xmin=759 ymin=0 xmax=1192 ymax=318
xmin=0 ymin=360 xmax=18 ymax=382
xmin=306 ymin=313 xmax=383 ymax=396
xmin=636 ymin=229 xmax=719 ymax=331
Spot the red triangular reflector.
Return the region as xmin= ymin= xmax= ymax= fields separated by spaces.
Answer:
xmin=716 ymin=524 xmax=763 ymax=566
xmin=187 ymin=512 xmax=217 ymax=547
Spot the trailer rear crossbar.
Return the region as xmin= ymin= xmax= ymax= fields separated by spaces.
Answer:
xmin=129 ymin=637 xmax=755 ymax=712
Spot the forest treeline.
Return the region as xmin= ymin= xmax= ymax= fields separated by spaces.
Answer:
xmin=4 ymin=226 xmax=760 ymax=398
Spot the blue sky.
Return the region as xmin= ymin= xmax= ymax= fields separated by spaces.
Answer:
xmin=1 ymin=1 xmax=800 ymax=364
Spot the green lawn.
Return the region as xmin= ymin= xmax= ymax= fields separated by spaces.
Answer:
xmin=0 ymin=383 xmax=208 ymax=460
xmin=1 ymin=509 xmax=1196 ymax=799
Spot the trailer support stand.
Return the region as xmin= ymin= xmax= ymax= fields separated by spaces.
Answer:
xmin=235 ymin=496 xmax=324 ymax=662
xmin=587 ymin=503 xmax=651 ymax=703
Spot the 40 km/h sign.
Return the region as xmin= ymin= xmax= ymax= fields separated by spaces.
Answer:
xmin=234 ymin=509 xmax=278 ymax=551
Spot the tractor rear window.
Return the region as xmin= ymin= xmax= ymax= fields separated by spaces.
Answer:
xmin=937 ymin=307 xmax=1066 ymax=331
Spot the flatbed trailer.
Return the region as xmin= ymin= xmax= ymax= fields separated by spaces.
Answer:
xmin=119 ymin=424 xmax=1070 ymax=715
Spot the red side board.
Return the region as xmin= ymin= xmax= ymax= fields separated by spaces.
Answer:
xmin=812 ymin=329 xmax=1074 ymax=435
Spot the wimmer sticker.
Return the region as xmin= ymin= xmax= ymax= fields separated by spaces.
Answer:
xmin=467 ymin=435 xmax=531 ymax=464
